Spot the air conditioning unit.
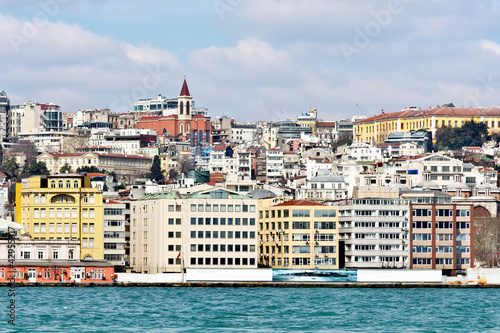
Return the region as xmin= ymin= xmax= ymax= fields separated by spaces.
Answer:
xmin=315 ymin=229 xmax=320 ymax=233
xmin=315 ymin=241 xmax=319 ymax=245
xmin=315 ymin=254 xmax=319 ymax=257
xmin=37 ymin=272 xmax=42 ymax=276
xmin=120 ymin=261 xmax=126 ymax=266
xmin=306 ymin=241 xmax=310 ymax=245
xmin=324 ymin=254 xmax=328 ymax=257
xmin=314 ymin=265 xmax=319 ymax=269
xmin=89 ymin=270 xmax=93 ymax=273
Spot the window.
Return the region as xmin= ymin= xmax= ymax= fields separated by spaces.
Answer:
xmin=57 ymin=223 xmax=62 ymax=233
xmin=49 ymin=223 xmax=54 ymax=233
xmin=72 ymin=223 xmax=77 ymax=234
xmin=53 ymin=251 xmax=59 ymax=259
xmin=292 ymin=209 xmax=310 ymax=217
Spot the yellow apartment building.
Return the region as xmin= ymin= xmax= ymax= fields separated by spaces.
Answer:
xmin=16 ymin=174 xmax=104 ymax=260
xmin=353 ymin=105 xmax=500 ymax=144
xmin=258 ymin=199 xmax=339 ymax=269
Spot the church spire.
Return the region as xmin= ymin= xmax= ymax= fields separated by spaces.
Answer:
xmin=180 ymin=76 xmax=190 ymax=96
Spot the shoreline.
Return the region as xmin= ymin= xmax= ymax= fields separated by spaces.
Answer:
xmin=1 ymin=281 xmax=499 ymax=288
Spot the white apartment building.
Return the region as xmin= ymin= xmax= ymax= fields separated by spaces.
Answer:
xmin=18 ymin=129 xmax=79 ymax=153
xmin=130 ymin=187 xmax=258 ymax=273
xmin=342 ymin=142 xmax=383 ymax=162
xmin=266 ymin=148 xmax=283 ymax=184
xmin=103 ymin=199 xmax=126 ymax=266
xmin=300 ymin=175 xmax=347 ymax=202
xmin=230 ymin=124 xmax=257 ymax=144
xmin=338 ymin=198 xmax=410 ymax=269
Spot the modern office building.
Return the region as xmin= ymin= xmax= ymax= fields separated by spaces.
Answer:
xmin=258 ymin=199 xmax=339 ymax=269
xmin=130 ymin=187 xmax=258 ymax=273
xmin=16 ymin=174 xmax=104 ymax=260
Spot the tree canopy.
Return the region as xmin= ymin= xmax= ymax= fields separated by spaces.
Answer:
xmin=434 ymin=120 xmax=488 ymax=151
xmin=149 ymin=155 xmax=163 ymax=182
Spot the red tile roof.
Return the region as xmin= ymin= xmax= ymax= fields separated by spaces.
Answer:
xmin=316 ymin=121 xmax=336 ymax=127
xmin=212 ymin=145 xmax=228 ymax=151
xmin=275 ymin=199 xmax=327 ymax=207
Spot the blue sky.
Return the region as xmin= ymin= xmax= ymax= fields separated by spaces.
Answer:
xmin=1 ymin=0 xmax=500 ymax=122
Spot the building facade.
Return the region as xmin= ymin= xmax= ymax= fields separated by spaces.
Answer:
xmin=258 ymin=199 xmax=339 ymax=269
xmin=130 ymin=187 xmax=258 ymax=273
xmin=337 ymin=198 xmax=410 ymax=269
xmin=16 ymin=174 xmax=104 ymax=260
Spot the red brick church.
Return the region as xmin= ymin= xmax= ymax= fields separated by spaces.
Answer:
xmin=135 ymin=78 xmax=212 ymax=144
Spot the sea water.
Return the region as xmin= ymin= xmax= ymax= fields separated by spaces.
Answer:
xmin=1 ymin=287 xmax=498 ymax=332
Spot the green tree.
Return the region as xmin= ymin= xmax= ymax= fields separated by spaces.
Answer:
xmin=17 ymin=160 xmax=31 ymax=179
xmin=29 ymin=161 xmax=50 ymax=176
xmin=2 ymin=157 xmax=19 ymax=178
xmin=60 ymin=163 xmax=72 ymax=174
xmin=149 ymin=155 xmax=163 ymax=182
xmin=434 ymin=120 xmax=488 ymax=151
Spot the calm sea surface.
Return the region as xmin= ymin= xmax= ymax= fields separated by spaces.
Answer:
xmin=1 ymin=287 xmax=498 ymax=332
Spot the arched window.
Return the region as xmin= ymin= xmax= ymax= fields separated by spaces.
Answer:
xmin=41 ymin=195 xmax=46 ymax=204
xmin=83 ymin=195 xmax=88 ymax=203
xmin=73 ymin=181 xmax=79 ymax=188
xmin=179 ymin=101 xmax=184 ymax=114
xmin=51 ymin=181 xmax=56 ymax=188
xmin=186 ymin=101 xmax=190 ymax=115
xmin=89 ymin=195 xmax=95 ymax=204
xmin=66 ymin=181 xmax=71 ymax=188
xmin=34 ymin=195 xmax=39 ymax=204
xmin=180 ymin=123 xmax=184 ymax=134
xmin=163 ymin=128 xmax=167 ymax=135
xmin=186 ymin=123 xmax=190 ymax=133
xmin=58 ymin=181 xmax=63 ymax=188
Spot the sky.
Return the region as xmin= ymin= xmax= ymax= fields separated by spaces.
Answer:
xmin=1 ymin=0 xmax=500 ymax=123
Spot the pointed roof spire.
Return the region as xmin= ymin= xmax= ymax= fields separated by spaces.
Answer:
xmin=180 ymin=76 xmax=190 ymax=96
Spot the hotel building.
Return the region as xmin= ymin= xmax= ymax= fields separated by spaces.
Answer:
xmin=258 ymin=199 xmax=339 ymax=269
xmin=130 ymin=187 xmax=258 ymax=273
xmin=16 ymin=174 xmax=104 ymax=260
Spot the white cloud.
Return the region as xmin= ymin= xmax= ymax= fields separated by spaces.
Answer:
xmin=480 ymin=40 xmax=500 ymax=56
xmin=0 ymin=14 xmax=179 ymax=112
xmin=190 ymin=38 xmax=292 ymax=82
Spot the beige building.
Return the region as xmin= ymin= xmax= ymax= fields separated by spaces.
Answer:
xmin=130 ymin=187 xmax=258 ymax=273
xmin=37 ymin=152 xmax=152 ymax=182
xmin=258 ymin=199 xmax=339 ymax=269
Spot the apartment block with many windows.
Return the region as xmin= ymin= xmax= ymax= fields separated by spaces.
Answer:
xmin=337 ymin=198 xmax=410 ymax=268
xmin=258 ymin=199 xmax=339 ymax=269
xmin=403 ymin=191 xmax=474 ymax=274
